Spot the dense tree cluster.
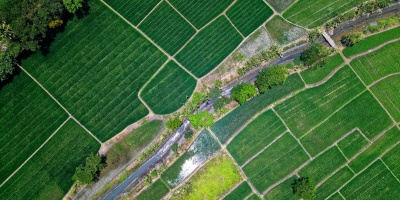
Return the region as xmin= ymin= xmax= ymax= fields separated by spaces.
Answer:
xmin=341 ymin=32 xmax=363 ymax=47
xmin=300 ymin=43 xmax=330 ymax=66
xmin=292 ymin=177 xmax=316 ymax=200
xmin=256 ymin=65 xmax=288 ymax=93
xmin=231 ymin=83 xmax=257 ymax=105
xmin=166 ymin=116 xmax=182 ymax=130
xmin=72 ymin=153 xmax=104 ymax=185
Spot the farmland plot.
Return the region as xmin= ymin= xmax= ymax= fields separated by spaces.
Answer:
xmin=0 ymin=73 xmax=68 ymax=183
xmin=265 ymin=16 xmax=307 ymax=46
xmin=350 ymin=41 xmax=400 ymax=85
xmin=168 ymin=0 xmax=234 ymax=29
xmin=141 ymin=61 xmax=196 ymax=114
xmin=103 ymin=0 xmax=160 ymax=25
xmin=283 ymin=0 xmax=365 ymax=28
xmin=226 ymin=0 xmax=273 ymax=36
xmin=0 ymin=120 xmax=100 ymax=200
xmin=337 ymin=130 xmax=369 ymax=159
xmin=176 ymin=16 xmax=242 ymax=78
xmin=227 ymin=110 xmax=286 ymax=166
xmin=222 ymin=181 xmax=252 ymax=200
xmin=275 ymin=66 xmax=365 ymax=137
xmin=300 ymin=53 xmax=344 ymax=84
xmin=21 ymin=0 xmax=168 ymax=141
xmin=243 ymin=133 xmax=309 ymax=192
xmin=382 ymin=144 xmax=400 ymax=180
xmin=263 ymin=176 xmax=297 ymax=200
xmin=370 ymin=75 xmax=400 ymax=122
xmin=138 ymin=1 xmax=196 ymax=55
xmin=266 ymin=0 xmax=297 ymax=13
xmin=315 ymin=167 xmax=354 ymax=200
xmin=136 ymin=179 xmax=169 ymax=200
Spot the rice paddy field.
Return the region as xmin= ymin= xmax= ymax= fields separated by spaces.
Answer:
xmin=300 ymin=53 xmax=344 ymax=84
xmin=223 ymin=181 xmax=252 ymax=200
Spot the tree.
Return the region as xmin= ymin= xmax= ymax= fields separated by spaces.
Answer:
xmin=63 ymin=0 xmax=84 ymax=13
xmin=292 ymin=177 xmax=316 ymax=200
xmin=72 ymin=153 xmax=104 ymax=185
xmin=0 ymin=52 xmax=14 ymax=81
xmin=189 ymin=111 xmax=214 ymax=129
xmin=341 ymin=32 xmax=362 ymax=47
xmin=256 ymin=65 xmax=288 ymax=93
xmin=166 ymin=116 xmax=182 ymax=130
xmin=231 ymin=83 xmax=257 ymax=105
xmin=300 ymin=43 xmax=329 ymax=66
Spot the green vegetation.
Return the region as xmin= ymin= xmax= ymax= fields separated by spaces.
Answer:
xmin=172 ymin=154 xmax=242 ymax=200
xmin=300 ymin=43 xmax=330 ymax=66
xmin=168 ymin=0 xmax=234 ymax=29
xmin=73 ymin=153 xmax=104 ymax=185
xmin=176 ymin=16 xmax=242 ymax=77
xmin=211 ymin=73 xmax=304 ymax=144
xmin=103 ymin=0 xmax=159 ymax=25
xmin=243 ymin=133 xmax=309 ymax=192
xmin=283 ymin=0 xmax=365 ymax=28
xmin=223 ymin=181 xmax=252 ymax=200
xmin=292 ymin=177 xmax=316 ymax=200
xmin=166 ymin=116 xmax=182 ymax=131
xmin=341 ymin=32 xmax=363 ymax=47
xmin=0 ymin=120 xmax=100 ymax=199
xmin=365 ymin=17 xmax=400 ymax=33
xmin=231 ymin=83 xmax=257 ymax=105
xmin=189 ymin=111 xmax=214 ymax=129
xmin=371 ymin=75 xmax=400 ymax=122
xmin=63 ymin=0 xmax=83 ymax=13
xmin=264 ymin=177 xmax=297 ymax=200
xmin=0 ymin=52 xmax=14 ymax=81
xmin=382 ymin=144 xmax=400 ymax=179
xmin=21 ymin=0 xmax=168 ymax=141
xmin=141 ymin=61 xmax=197 ymax=114
xmin=136 ymin=179 xmax=170 ymax=200
xmin=247 ymin=194 xmax=262 ymax=200
xmin=350 ymin=41 xmax=400 ymax=85
xmin=0 ymin=73 xmax=68 ymax=183
xmin=227 ymin=110 xmax=286 ymax=165
xmin=316 ymin=167 xmax=353 ymax=200
xmin=349 ymin=127 xmax=400 ymax=173
xmin=138 ymin=1 xmax=196 ymax=55
xmin=343 ymin=26 xmax=400 ymax=57
xmin=337 ymin=130 xmax=369 ymax=159
xmin=341 ymin=160 xmax=400 ymax=199
xmin=237 ymin=45 xmax=282 ymax=75
xmin=265 ymin=16 xmax=307 ymax=45
xmin=226 ymin=0 xmax=273 ymax=36
xmin=300 ymin=54 xmax=344 ymax=84
xmin=266 ymin=0 xmax=296 ymax=12
xmin=256 ymin=65 xmax=288 ymax=93
xmin=276 ymin=66 xmax=365 ymax=137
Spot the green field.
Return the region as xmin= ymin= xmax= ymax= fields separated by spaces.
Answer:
xmin=265 ymin=16 xmax=307 ymax=46
xmin=276 ymin=66 xmax=365 ymax=137
xmin=21 ymin=0 xmax=168 ymax=141
xmin=301 ymin=91 xmax=392 ymax=156
xmin=223 ymin=181 xmax=252 ymax=200
xmin=227 ymin=110 xmax=286 ymax=166
xmin=103 ymin=0 xmax=159 ymax=25
xmin=316 ymin=167 xmax=354 ymax=200
xmin=371 ymin=75 xmax=400 ymax=122
xmin=382 ymin=144 xmax=400 ymax=180
xmin=350 ymin=41 xmax=400 ymax=85
xmin=176 ymin=16 xmax=242 ymax=77
xmin=136 ymin=179 xmax=170 ymax=200
xmin=141 ymin=61 xmax=197 ymax=114
xmin=341 ymin=160 xmax=400 ymax=199
xmin=343 ymin=26 xmax=400 ymax=57
xmin=248 ymin=194 xmax=262 ymax=200
xmin=263 ymin=176 xmax=297 ymax=200
xmin=266 ymin=0 xmax=296 ymax=12
xmin=0 ymin=73 xmax=68 ymax=183
xmin=283 ymin=0 xmax=364 ymax=28
xmin=0 ymin=120 xmax=100 ymax=199
xmin=138 ymin=1 xmax=196 ymax=55
xmin=168 ymin=0 xmax=234 ymax=29
xmin=211 ymin=73 xmax=304 ymax=144
xmin=337 ymin=130 xmax=369 ymax=159
xmin=226 ymin=0 xmax=273 ymax=36
xmin=243 ymin=133 xmax=309 ymax=192
xmin=300 ymin=54 xmax=344 ymax=84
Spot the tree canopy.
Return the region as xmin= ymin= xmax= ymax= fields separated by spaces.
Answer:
xmin=292 ymin=177 xmax=316 ymax=200
xmin=256 ymin=65 xmax=288 ymax=93
xmin=231 ymin=83 xmax=257 ymax=105
xmin=63 ymin=0 xmax=84 ymax=13
xmin=189 ymin=111 xmax=214 ymax=129
xmin=300 ymin=43 xmax=330 ymax=66
xmin=0 ymin=52 xmax=14 ymax=81
xmin=72 ymin=153 xmax=104 ymax=185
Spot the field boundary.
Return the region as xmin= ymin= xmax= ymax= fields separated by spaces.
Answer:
xmin=367 ymin=72 xmax=400 ymax=88
xmin=136 ymin=0 xmax=164 ymax=27
xmin=347 ymin=37 xmax=400 ymax=60
xmin=224 ymin=14 xmax=245 ymax=38
xmin=380 ymin=158 xmax=400 ymax=183
xmin=164 ymin=0 xmax=199 ymax=31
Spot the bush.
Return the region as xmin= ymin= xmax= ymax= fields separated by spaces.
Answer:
xmin=300 ymin=44 xmax=329 ymax=66
xmin=231 ymin=83 xmax=257 ymax=105
xmin=213 ymin=96 xmax=232 ymax=110
xmin=166 ymin=116 xmax=182 ymax=130
xmin=184 ymin=131 xmax=194 ymax=140
xmin=209 ymin=88 xmax=222 ymax=99
xmin=171 ymin=143 xmax=179 ymax=152
xmin=292 ymin=177 xmax=316 ymax=200
xmin=72 ymin=153 xmax=104 ymax=185
xmin=341 ymin=32 xmax=363 ymax=47
xmin=189 ymin=111 xmax=214 ymax=129
xmin=150 ymin=170 xmax=157 ymax=178
xmin=256 ymin=65 xmax=288 ymax=93
xmin=0 ymin=52 xmax=14 ymax=81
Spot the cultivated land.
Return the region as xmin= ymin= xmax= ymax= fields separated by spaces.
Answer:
xmin=265 ymin=0 xmax=297 ymax=13
xmin=265 ymin=16 xmax=307 ymax=46
xmin=371 ymin=75 xmax=400 ymax=122
xmin=223 ymin=181 xmax=252 ymax=200
xmin=102 ymin=0 xmax=160 ymax=25
xmin=300 ymin=53 xmax=345 ymax=84
xmin=136 ymin=179 xmax=170 ymax=200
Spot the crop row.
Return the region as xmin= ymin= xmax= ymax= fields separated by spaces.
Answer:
xmin=371 ymin=75 xmax=400 ymax=122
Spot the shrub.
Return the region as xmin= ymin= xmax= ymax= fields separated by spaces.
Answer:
xmin=0 ymin=52 xmax=14 ymax=81
xmin=292 ymin=177 xmax=316 ymax=200
xmin=300 ymin=44 xmax=329 ymax=66
xmin=213 ymin=96 xmax=232 ymax=110
xmin=341 ymin=32 xmax=363 ymax=47
xmin=256 ymin=65 xmax=288 ymax=93
xmin=171 ymin=143 xmax=179 ymax=152
xmin=189 ymin=111 xmax=214 ymax=129
xmin=231 ymin=83 xmax=257 ymax=105
xmin=209 ymin=88 xmax=222 ymax=99
xmin=166 ymin=116 xmax=182 ymax=130
xmin=72 ymin=153 xmax=104 ymax=185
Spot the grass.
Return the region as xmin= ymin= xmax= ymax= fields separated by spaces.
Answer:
xmin=223 ymin=181 xmax=252 ymax=200
xmin=211 ymin=73 xmax=304 ymax=144
xmin=103 ymin=0 xmax=159 ymax=25
xmin=243 ymin=133 xmax=309 ymax=193
xmin=301 ymin=91 xmax=393 ymax=156
xmin=106 ymin=120 xmax=164 ymax=168
xmin=350 ymin=41 xmax=400 ymax=85
xmin=341 ymin=160 xmax=400 ymax=199
xmin=382 ymin=143 xmax=400 ymax=180
xmin=161 ymin=129 xmax=220 ymax=188
xmin=300 ymin=54 xmax=345 ymax=84
xmin=176 ymin=16 xmax=242 ymax=78
xmin=141 ymin=61 xmax=197 ymax=114
xmin=349 ymin=126 xmax=400 ymax=173
xmin=174 ymin=153 xmax=242 ymax=200
xmin=299 ymin=147 xmax=347 ymax=184
xmin=370 ymin=75 xmax=400 ymax=122
xmin=21 ymin=0 xmax=168 ymax=141
xmin=343 ymin=26 xmax=400 ymax=57
xmin=283 ymin=0 xmax=365 ymax=28
xmin=265 ymin=16 xmax=307 ymax=45
xmin=0 ymin=72 xmax=68 ymax=183
xmin=227 ymin=109 xmax=286 ymax=166
xmin=263 ymin=176 xmax=297 ymax=200
xmin=138 ymin=1 xmax=196 ymax=55
xmin=275 ymin=66 xmax=365 ymax=138
xmin=337 ymin=130 xmax=369 ymax=159
xmin=316 ymin=167 xmax=354 ymax=200
xmin=136 ymin=179 xmax=170 ymax=200
xmin=226 ymin=0 xmax=273 ymax=36
xmin=168 ymin=0 xmax=234 ymax=29
xmin=265 ymin=0 xmax=297 ymax=12
xmin=0 ymin=120 xmax=100 ymax=199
